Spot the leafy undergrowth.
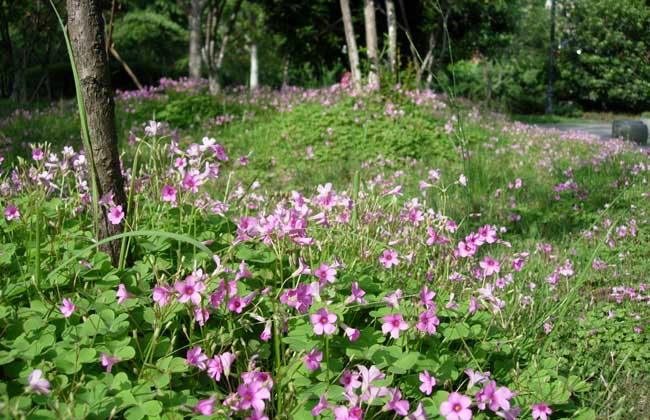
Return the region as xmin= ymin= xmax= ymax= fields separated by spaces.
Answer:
xmin=0 ymin=80 xmax=648 ymax=419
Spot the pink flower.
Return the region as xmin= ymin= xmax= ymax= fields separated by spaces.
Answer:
xmin=237 ymin=380 xmax=270 ymax=412
xmin=194 ymin=307 xmax=210 ymax=326
xmin=408 ymin=402 xmax=427 ymax=420
xmin=475 ymin=381 xmax=514 ymax=412
xmin=192 ymin=396 xmax=216 ymax=415
xmin=186 ymin=346 xmax=208 ymax=370
xmin=384 ymin=388 xmax=410 ymax=416
xmin=107 ymin=205 xmax=125 ymax=225
xmin=161 ymin=185 xmax=177 ymax=204
xmin=344 ymin=326 xmax=360 ymax=341
xmin=334 ymin=406 xmax=363 ymax=420
xmin=310 ymin=308 xmax=337 ymax=335
xmin=153 ymin=284 xmax=173 ymax=307
xmin=459 ymin=174 xmax=468 ymax=186
xmin=426 ymin=227 xmax=438 ymax=246
xmin=27 ymin=369 xmax=50 ymax=394
xmin=440 ymin=392 xmax=473 ymax=420
xmin=60 ymin=298 xmax=75 ymax=318
xmin=32 ymin=148 xmax=44 ymax=161
xmin=174 ymin=275 xmax=205 ymax=305
xmin=416 ymin=308 xmax=440 ymax=335
xmin=345 ymin=282 xmax=366 ymax=304
xmin=479 ymin=256 xmax=500 ymax=277
xmin=4 ymin=204 xmax=20 ymax=221
xmin=419 ymin=370 xmax=436 ymax=395
xmin=116 ymin=283 xmax=135 ymax=304
xmin=101 ymin=353 xmax=120 ymax=372
xmin=379 ymin=250 xmax=399 ymax=268
xmin=465 ymin=369 xmax=491 ymax=389
xmin=312 ymin=394 xmax=331 ymax=416
xmin=304 ymin=347 xmax=323 ymax=371
xmin=531 ymin=403 xmax=552 ymax=420
xmin=314 ymin=262 xmax=337 ymax=284
xmin=260 ymin=322 xmax=272 ymax=342
xmin=381 ymin=313 xmax=409 ymax=339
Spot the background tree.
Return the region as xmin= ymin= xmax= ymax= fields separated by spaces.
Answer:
xmin=340 ymin=0 xmax=361 ymax=92
xmin=202 ymin=0 xmax=243 ymax=94
xmin=363 ymin=0 xmax=379 ymax=87
xmin=181 ymin=0 xmax=208 ymax=80
xmin=66 ymin=0 xmax=128 ymax=265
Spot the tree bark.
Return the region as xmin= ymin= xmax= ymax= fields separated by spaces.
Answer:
xmin=386 ymin=0 xmax=396 ymax=75
xmin=363 ymin=0 xmax=380 ymax=88
xmin=67 ymin=0 xmax=127 ymax=266
xmin=249 ymin=42 xmax=258 ymax=90
xmin=339 ymin=0 xmax=361 ymax=93
xmin=188 ymin=0 xmax=207 ymax=80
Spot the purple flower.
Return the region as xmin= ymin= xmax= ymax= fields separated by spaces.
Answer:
xmin=153 ymin=284 xmax=173 ymax=307
xmin=186 ymin=346 xmax=208 ymax=370
xmin=310 ymin=308 xmax=337 ymax=335
xmin=107 ymin=205 xmax=125 ymax=225
xmin=60 ymin=298 xmax=76 ymax=318
xmin=116 ymin=283 xmax=135 ymax=304
xmin=344 ymin=326 xmax=360 ymax=341
xmin=381 ymin=313 xmax=409 ymax=339
xmin=101 ymin=353 xmax=120 ymax=372
xmin=345 ymin=282 xmax=366 ymax=304
xmin=192 ymin=396 xmax=216 ymax=415
xmin=416 ymin=308 xmax=440 ymax=335
xmin=465 ymin=368 xmax=491 ymax=389
xmin=314 ymin=262 xmax=337 ymax=284
xmin=304 ymin=347 xmax=323 ymax=371
xmin=161 ymin=185 xmax=177 ymax=204
xmin=27 ymin=369 xmax=50 ymax=394
xmin=384 ymin=388 xmax=410 ymax=416
xmin=408 ymin=402 xmax=427 ymax=420
xmin=4 ymin=204 xmax=20 ymax=221
xmin=440 ymin=392 xmax=472 ymax=420
xmin=532 ymin=403 xmax=552 ymax=420
xmin=237 ymin=380 xmax=270 ymax=412
xmin=475 ymin=380 xmax=514 ymax=412
xmin=419 ymin=370 xmax=436 ymax=395
xmin=312 ymin=394 xmax=331 ymax=416
xmin=379 ymin=250 xmax=399 ymax=268
xmin=174 ymin=275 xmax=205 ymax=305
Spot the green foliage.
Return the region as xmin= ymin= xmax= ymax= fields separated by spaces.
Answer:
xmin=112 ymin=11 xmax=188 ymax=83
xmin=557 ymin=0 xmax=650 ymax=111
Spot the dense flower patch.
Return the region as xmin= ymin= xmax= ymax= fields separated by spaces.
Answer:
xmin=0 ymin=82 xmax=648 ymax=418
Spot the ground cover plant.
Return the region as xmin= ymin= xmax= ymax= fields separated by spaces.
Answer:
xmin=0 ymin=80 xmax=649 ymax=419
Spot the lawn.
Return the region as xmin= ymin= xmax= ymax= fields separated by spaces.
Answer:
xmin=0 ymin=80 xmax=648 ymax=419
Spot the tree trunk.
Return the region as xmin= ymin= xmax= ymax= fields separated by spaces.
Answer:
xmin=386 ymin=0 xmax=396 ymax=75
xmin=363 ymin=0 xmax=379 ymax=88
xmin=203 ymin=0 xmax=242 ymax=95
xmin=0 ymin=0 xmax=13 ymax=98
xmin=249 ymin=42 xmax=258 ymax=90
xmin=339 ymin=0 xmax=361 ymax=93
xmin=67 ymin=0 xmax=127 ymax=266
xmin=188 ymin=0 xmax=206 ymax=80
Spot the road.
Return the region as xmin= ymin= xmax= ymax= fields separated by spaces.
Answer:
xmin=534 ymin=122 xmax=613 ymax=140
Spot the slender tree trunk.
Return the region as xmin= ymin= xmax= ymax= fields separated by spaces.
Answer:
xmin=417 ymin=32 xmax=435 ymax=89
xmin=0 ymin=0 xmax=13 ymax=98
xmin=67 ymin=0 xmax=127 ymax=266
xmin=339 ymin=0 xmax=361 ymax=93
xmin=249 ymin=42 xmax=258 ymax=90
xmin=188 ymin=0 xmax=207 ymax=80
xmin=386 ymin=0 xmax=397 ymax=75
xmin=363 ymin=0 xmax=380 ymax=88
xmin=12 ymin=50 xmax=26 ymax=102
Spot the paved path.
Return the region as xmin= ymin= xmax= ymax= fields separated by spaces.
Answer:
xmin=535 ymin=122 xmax=612 ymax=140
